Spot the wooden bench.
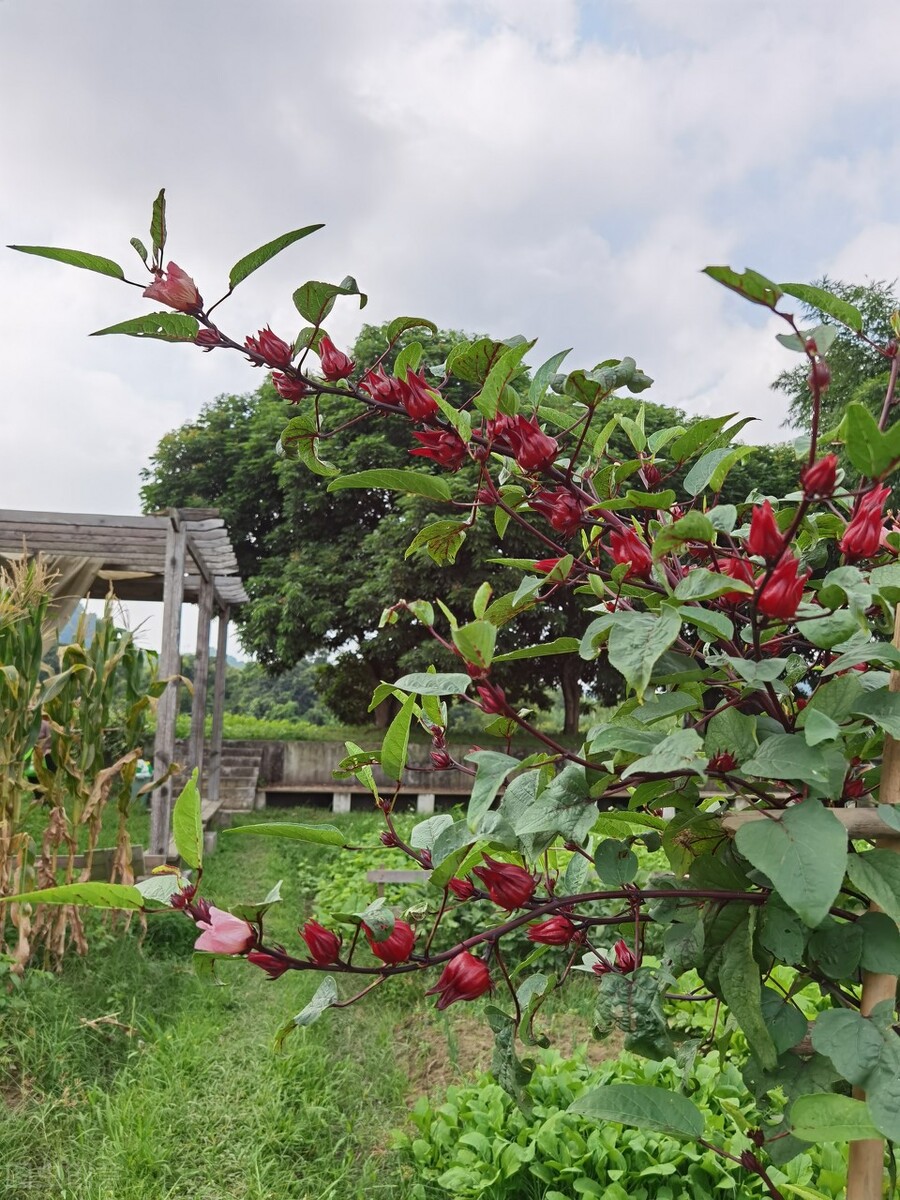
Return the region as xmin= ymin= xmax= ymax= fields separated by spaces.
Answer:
xmin=263 ymin=784 xmax=471 ymax=814
xmin=366 ymin=868 xmax=432 ymax=898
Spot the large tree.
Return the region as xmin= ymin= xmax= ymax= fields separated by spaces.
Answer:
xmin=142 ymin=323 xmax=797 ymax=733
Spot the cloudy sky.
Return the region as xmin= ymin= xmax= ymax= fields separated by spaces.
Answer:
xmin=2 ymin=0 xmax=898 ymax=652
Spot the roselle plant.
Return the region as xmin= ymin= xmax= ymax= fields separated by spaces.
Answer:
xmin=13 ymin=192 xmax=900 ymax=1198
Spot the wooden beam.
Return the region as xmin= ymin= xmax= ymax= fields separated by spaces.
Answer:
xmin=722 ymin=809 xmax=899 ymax=840
xmin=188 ymin=575 xmax=214 ymax=786
xmin=150 ymin=517 xmax=186 ymax=857
xmin=206 ymin=605 xmax=229 ymax=810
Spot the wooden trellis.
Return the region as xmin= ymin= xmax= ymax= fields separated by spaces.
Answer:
xmin=0 ymin=507 xmax=248 ymax=856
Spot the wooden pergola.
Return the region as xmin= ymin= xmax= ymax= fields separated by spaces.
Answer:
xmin=0 ymin=507 xmax=248 ymax=855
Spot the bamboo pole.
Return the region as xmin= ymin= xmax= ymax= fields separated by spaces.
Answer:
xmin=847 ymin=605 xmax=900 ymax=1200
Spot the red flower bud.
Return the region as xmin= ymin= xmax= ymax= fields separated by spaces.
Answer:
xmin=476 ymin=484 xmax=498 ymax=506
xmin=425 ymin=951 xmax=492 ymax=1010
xmin=641 ymin=462 xmax=662 ymax=488
xmin=707 ymin=751 xmax=738 ymax=773
xmin=300 ymin=920 xmax=341 ymax=965
xmin=365 ymin=919 xmax=416 ymax=964
xmin=808 ymin=359 xmax=831 ymax=392
xmin=843 ymin=776 xmax=866 ymax=799
xmin=431 ymin=749 xmax=452 ymax=769
xmin=359 ymin=365 xmax=406 ymax=405
xmin=717 ymin=556 xmax=756 ymax=605
xmin=533 ymin=557 xmax=562 ymax=573
xmin=195 ymin=328 xmax=223 ymax=350
xmin=527 ymin=915 xmax=576 ymax=945
xmin=613 ymin=939 xmax=637 ymax=973
xmin=410 ymin=429 xmax=468 ymax=471
xmin=317 ymin=334 xmax=354 ymax=381
xmin=247 ymin=949 xmax=291 ymax=980
xmin=476 ymin=684 xmax=507 ymax=715
xmin=472 ymin=855 xmax=535 ymax=910
xmin=592 ymin=955 xmax=613 ymax=976
xmin=399 ymin=369 xmax=440 ymax=421
xmin=800 ymin=454 xmax=838 ymax=500
xmin=272 ymin=372 xmax=310 ymax=402
xmin=448 ymin=877 xmax=476 ymax=900
xmin=747 ymin=500 xmax=784 ymax=561
xmin=609 ymin=528 xmax=653 ymax=580
xmin=419 ymin=849 xmax=433 ymax=869
xmin=245 ymin=326 xmax=293 ymax=369
xmin=506 ymin=416 xmax=558 ymax=473
xmin=143 ymin=261 xmax=203 ymax=313
xmin=380 ymin=830 xmax=401 ymax=848
xmin=530 ymin=487 xmax=585 ymax=538
xmin=840 ymin=486 xmax=891 ymax=561
xmin=756 ymin=553 xmax=810 ymax=620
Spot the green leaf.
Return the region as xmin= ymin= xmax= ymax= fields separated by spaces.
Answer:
xmin=858 ymin=911 xmax=900 ymax=973
xmin=279 ymin=414 xmax=340 ymax=477
xmin=393 ymin=672 xmax=472 ymax=696
xmin=811 ymin=1009 xmax=885 ymax=1088
xmin=846 ymin=850 xmax=900 ymax=923
xmin=839 ymin=402 xmax=900 ymax=478
xmin=674 ymin=567 xmax=752 ymax=602
xmin=808 ymin=916 xmax=862 ymax=979
xmin=703 ymin=265 xmax=782 ymax=310
xmin=357 ymin=898 xmax=395 ymax=941
xmin=230 ymin=880 xmax=284 ymax=923
xmin=493 ymin=637 xmax=580 ymax=663
xmin=8 ymin=244 xmax=126 ymax=280
xmin=592 ymin=970 xmax=673 ymax=1059
xmin=228 ymin=224 xmax=324 ymax=290
xmin=570 ymin=1084 xmax=704 ymax=1139
xmin=668 ymin=414 xmax=736 ymax=464
xmin=221 ymin=822 xmax=346 ymax=846
xmin=381 ymin=691 xmax=415 ymax=781
xmin=451 ymin=620 xmax=497 ymax=671
xmin=621 ymin=727 xmax=707 ymax=781
xmin=405 ymin=520 xmax=467 ymax=565
xmin=512 ymin=765 xmax=596 ymax=842
xmin=410 ymin=814 xmax=454 ymax=852
xmin=385 ymin=315 xmax=438 ymax=343
xmin=150 ymin=187 xmax=166 ymax=260
xmin=130 ymin=236 xmax=149 ymax=266
xmin=485 ymin=1005 xmax=534 ymax=1114
xmin=293 ymin=276 xmax=367 ymax=325
xmin=607 ymin=607 xmax=683 ymax=700
xmin=528 ymin=348 xmax=572 ymax=405
xmin=172 ymin=768 xmax=203 ymax=869
xmin=4 ymin=882 xmax=144 ymax=909
xmin=852 ymin=688 xmax=900 ymax=738
xmin=734 ymin=799 xmax=847 ymax=927
xmin=779 ymin=282 xmax=863 ymax=332
xmin=802 ymin=709 xmax=841 ymax=747
xmin=741 ymin=735 xmax=841 ymax=790
xmin=277 ymin=976 xmax=339 ymax=1046
xmin=327 ymin=469 xmax=451 ymax=501
xmin=474 ymin=339 xmax=534 ymax=419
xmin=651 ymin=512 xmax=716 ymax=559
xmin=90 ymin=312 xmax=199 ymax=341
xmin=135 ymin=873 xmax=183 ymax=907
xmin=796 ymin=610 xmax=862 ymax=650
xmin=791 ymin=1094 xmax=881 ymax=1143
xmin=632 ymin=690 xmax=699 ymax=725
xmin=683 ymin=446 xmax=753 ymax=496
xmin=705 ymin=707 xmax=758 ymax=764
xmin=718 ymin=909 xmax=777 ymax=1069
xmin=677 ymin=605 xmax=734 ymax=642
xmin=761 ymin=987 xmax=808 ymax=1055
xmin=759 ymin=895 xmax=808 ymax=965
xmin=465 ymin=751 xmax=521 ymax=830
xmin=594 ymin=839 xmax=638 ymax=885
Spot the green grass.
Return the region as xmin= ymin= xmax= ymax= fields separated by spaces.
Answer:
xmin=0 ymin=809 xmax=425 ymax=1200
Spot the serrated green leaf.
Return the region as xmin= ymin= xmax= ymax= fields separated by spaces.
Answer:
xmin=385 ymin=315 xmax=438 ymax=343
xmin=293 ymin=276 xmax=366 ymax=325
xmin=9 ymin=244 xmax=126 ymax=280
xmin=229 ymin=224 xmax=324 ymax=290
xmin=91 ymin=312 xmax=199 ymax=341
xmin=703 ymin=265 xmax=782 ymax=310
xmin=779 ymin=282 xmax=863 ymax=332
xmin=493 ymin=636 xmax=580 ymax=663
xmin=4 ymin=882 xmax=144 ymax=909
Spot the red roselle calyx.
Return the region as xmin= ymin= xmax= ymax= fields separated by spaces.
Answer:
xmin=613 ymin=939 xmax=638 ymax=972
xmin=245 ymin=326 xmax=294 ymax=368
xmin=756 ymin=553 xmax=810 ymax=620
xmin=640 ymin=461 xmax=662 ymax=488
xmin=472 ymin=855 xmax=536 ymax=910
xmin=399 ymin=369 xmax=440 ymax=421
xmin=247 ymin=949 xmax=291 ymax=980
xmin=317 ymin=334 xmax=354 ymax=381
xmin=143 ymin=261 xmax=202 ymax=313
xmin=300 ymin=920 xmax=341 ymax=965
xmin=530 ymin=488 xmax=585 ymax=537
xmin=272 ymin=371 xmax=310 ymax=402
xmin=506 ymin=415 xmax=558 ymax=473
xmin=707 ymin=751 xmax=738 ymax=773
xmin=808 ymin=359 xmax=831 ymax=392
xmin=431 ymin=749 xmax=452 ymax=769
xmin=447 ymin=877 xmax=476 ymax=900
xmin=840 ymin=485 xmax=891 ymax=560
xmin=410 ymin=429 xmax=467 ymax=470
xmin=359 ymin=365 xmax=406 ymax=405
xmin=425 ymin=951 xmax=492 ymax=1010
xmin=746 ymin=500 xmax=784 ymax=561
xmin=527 ymin=915 xmax=576 ymax=945
xmin=717 ymin=556 xmax=756 ymax=605
xmin=380 ymin=830 xmax=401 ymax=847
xmin=475 ymin=683 xmax=507 ymax=714
xmin=800 ymin=454 xmax=838 ymax=499
xmin=195 ymin=328 xmax=223 ymax=350
xmin=609 ymin=528 xmax=653 ymax=580
xmin=365 ymin=919 xmax=416 ymax=964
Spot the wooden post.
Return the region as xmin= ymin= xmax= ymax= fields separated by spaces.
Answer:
xmin=847 ymin=606 xmax=900 ymax=1199
xmin=188 ymin=575 xmax=214 ymax=785
xmin=150 ymin=515 xmax=186 ymax=856
xmin=205 ymin=605 xmax=229 ymax=810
